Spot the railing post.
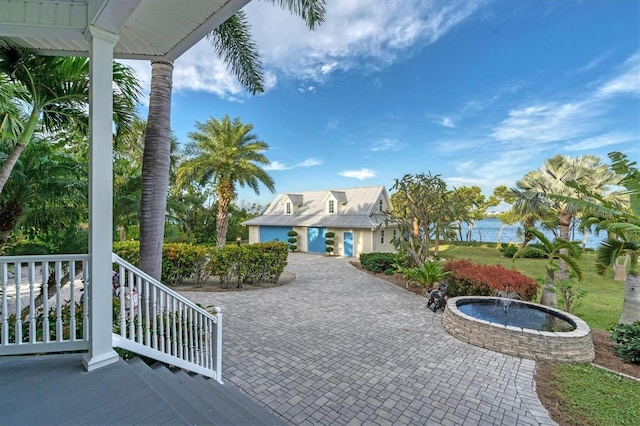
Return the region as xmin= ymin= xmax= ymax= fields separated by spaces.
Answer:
xmin=215 ymin=306 xmax=223 ymax=384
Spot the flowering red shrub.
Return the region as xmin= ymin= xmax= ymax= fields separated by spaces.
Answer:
xmin=444 ymin=259 xmax=539 ymax=301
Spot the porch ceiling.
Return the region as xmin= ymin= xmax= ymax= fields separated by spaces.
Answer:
xmin=0 ymin=0 xmax=249 ymax=60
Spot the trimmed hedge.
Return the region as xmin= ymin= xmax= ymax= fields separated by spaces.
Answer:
xmin=211 ymin=242 xmax=288 ymax=288
xmin=444 ymin=259 xmax=539 ymax=301
xmin=113 ymin=241 xmax=288 ymax=288
xmin=360 ymin=252 xmax=398 ymax=273
xmin=113 ymin=241 xmax=212 ymax=286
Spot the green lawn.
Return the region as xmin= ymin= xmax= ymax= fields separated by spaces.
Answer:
xmin=547 ymin=363 xmax=640 ymax=426
xmin=438 ymin=244 xmax=623 ymax=331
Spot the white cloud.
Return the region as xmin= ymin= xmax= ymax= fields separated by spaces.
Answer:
xmin=339 ymin=168 xmax=377 ymax=180
xmin=264 ymin=161 xmax=288 ymax=171
xmin=565 ymin=132 xmax=638 ymax=151
xmin=298 ymin=85 xmax=316 ymax=93
xmin=596 ymin=52 xmax=640 ymax=98
xmin=264 ymin=157 xmax=323 ymax=171
xmin=370 ymin=138 xmax=401 ymax=152
xmin=441 ymin=117 xmax=456 ymax=128
xmin=491 ymin=52 xmax=640 ymax=147
xmin=244 ymin=0 xmax=485 ymax=82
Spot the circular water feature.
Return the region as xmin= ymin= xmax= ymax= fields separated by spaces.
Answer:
xmin=443 ymin=296 xmax=594 ymax=363
xmin=457 ymin=298 xmax=575 ymax=332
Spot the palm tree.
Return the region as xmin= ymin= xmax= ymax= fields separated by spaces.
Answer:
xmin=558 ymin=152 xmax=639 ymax=324
xmin=0 ymin=45 xmax=140 ymax=195
xmin=514 ymin=227 xmax=583 ymax=307
xmin=139 ymin=1 xmax=326 ymax=279
xmin=513 ymin=154 xmax=618 ymax=277
xmin=0 ymin=136 xmax=86 ymax=248
xmin=177 ymin=116 xmax=275 ymax=248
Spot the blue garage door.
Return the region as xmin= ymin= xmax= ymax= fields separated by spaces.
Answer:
xmin=259 ymin=226 xmax=292 ymax=243
xmin=307 ymin=227 xmax=326 ymax=253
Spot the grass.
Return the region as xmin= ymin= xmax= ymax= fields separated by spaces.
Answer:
xmin=438 ymin=244 xmax=623 ymax=330
xmin=545 ymin=363 xmax=640 ymax=426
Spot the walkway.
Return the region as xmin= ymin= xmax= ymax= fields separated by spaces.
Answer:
xmin=181 ymin=253 xmax=555 ymax=426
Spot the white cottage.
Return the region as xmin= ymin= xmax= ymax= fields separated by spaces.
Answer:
xmin=243 ymin=186 xmax=398 ymax=257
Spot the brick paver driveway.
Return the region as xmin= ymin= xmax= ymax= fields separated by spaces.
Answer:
xmin=182 ymin=253 xmax=555 ymax=426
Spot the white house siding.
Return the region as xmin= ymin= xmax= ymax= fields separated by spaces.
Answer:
xmin=371 ymin=227 xmax=398 ymax=254
xmin=248 ymin=226 xmax=259 ymax=244
xmin=293 ymin=226 xmax=307 ymax=252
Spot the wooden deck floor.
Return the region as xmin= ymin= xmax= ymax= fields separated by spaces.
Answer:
xmin=0 ymin=353 xmax=285 ymax=425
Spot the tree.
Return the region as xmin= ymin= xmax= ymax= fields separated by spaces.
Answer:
xmin=512 ymin=154 xmax=618 ymax=277
xmin=514 ymin=227 xmax=583 ymax=307
xmin=558 ymin=152 xmax=639 ymax=324
xmin=139 ymin=1 xmax=326 ymax=279
xmin=0 ymin=45 xmax=140 ymax=195
xmin=177 ymin=116 xmax=275 ymax=248
xmin=387 ymin=173 xmax=451 ymax=266
xmin=0 ymin=136 xmax=86 ymax=249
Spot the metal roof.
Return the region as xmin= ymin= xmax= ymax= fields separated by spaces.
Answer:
xmin=243 ymin=186 xmax=391 ymax=229
xmin=0 ymin=0 xmax=249 ymax=60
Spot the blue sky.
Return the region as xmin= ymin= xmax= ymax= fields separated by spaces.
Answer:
xmin=126 ymin=0 xmax=640 ymax=207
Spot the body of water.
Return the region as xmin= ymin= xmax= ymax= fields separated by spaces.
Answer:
xmin=456 ymin=217 xmax=604 ymax=249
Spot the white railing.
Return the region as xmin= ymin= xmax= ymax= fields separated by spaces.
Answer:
xmin=1 ymin=253 xmax=223 ymax=384
xmin=112 ymin=254 xmax=223 ymax=383
xmin=0 ymin=255 xmax=90 ymax=355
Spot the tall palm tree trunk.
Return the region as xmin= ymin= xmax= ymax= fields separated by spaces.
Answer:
xmin=216 ymin=182 xmax=234 ymax=248
xmin=557 ymin=211 xmax=572 ymax=280
xmin=620 ymin=272 xmax=640 ymax=324
xmin=139 ymin=61 xmax=173 ymax=280
xmin=540 ymin=267 xmax=557 ymax=307
xmin=0 ymin=111 xmax=39 ymax=195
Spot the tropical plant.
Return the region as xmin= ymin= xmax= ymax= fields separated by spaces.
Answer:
xmin=557 ymin=152 xmax=639 ymax=324
xmin=511 ymin=154 xmax=619 ymax=277
xmin=139 ymin=0 xmax=326 ymax=279
xmin=513 ymin=227 xmax=583 ymax=307
xmin=386 ymin=172 xmax=452 ymax=266
xmin=0 ymin=45 xmax=140 ymax=195
xmin=176 ymin=116 xmax=275 ymax=248
xmin=399 ymin=259 xmax=450 ymax=290
xmin=0 ymin=137 xmax=87 ymax=248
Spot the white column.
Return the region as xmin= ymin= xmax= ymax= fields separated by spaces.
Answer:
xmin=82 ymin=25 xmax=120 ymax=372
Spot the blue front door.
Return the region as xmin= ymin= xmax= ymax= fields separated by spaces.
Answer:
xmin=307 ymin=227 xmax=326 ymax=253
xmin=343 ymin=232 xmax=353 ymax=257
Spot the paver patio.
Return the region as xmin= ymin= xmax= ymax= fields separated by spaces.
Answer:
xmin=182 ymin=253 xmax=556 ymax=425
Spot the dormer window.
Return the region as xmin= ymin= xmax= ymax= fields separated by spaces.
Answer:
xmin=379 ymin=199 xmax=383 ymax=212
xmin=285 ymin=202 xmax=292 ymax=215
xmin=328 ymin=199 xmax=336 ymax=214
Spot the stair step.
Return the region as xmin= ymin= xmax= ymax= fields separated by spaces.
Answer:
xmin=195 ymin=374 xmax=287 ymax=425
xmin=127 ymin=358 xmax=213 ymax=425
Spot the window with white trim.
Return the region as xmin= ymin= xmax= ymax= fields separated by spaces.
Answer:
xmin=328 ymin=199 xmax=335 ymax=214
xmin=393 ymin=229 xmax=397 ymax=240
xmin=379 ymin=199 xmax=383 ymax=212
xmin=285 ymin=202 xmax=292 ymax=215
xmin=380 ymin=229 xmax=385 ymax=244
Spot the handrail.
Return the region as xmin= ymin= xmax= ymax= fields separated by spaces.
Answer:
xmin=0 ymin=254 xmax=90 ymax=355
xmin=111 ymin=254 xmax=223 ymax=383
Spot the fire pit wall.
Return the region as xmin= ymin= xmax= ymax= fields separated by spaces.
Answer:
xmin=443 ymin=297 xmax=595 ymax=363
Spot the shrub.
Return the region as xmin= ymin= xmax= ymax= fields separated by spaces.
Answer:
xmin=210 ymin=242 xmax=288 ymax=288
xmin=287 ymin=230 xmax=298 ymax=251
xmin=499 ymin=243 xmax=550 ymax=259
xmin=611 ymin=322 xmax=640 ymax=364
xmin=325 ymin=232 xmax=335 ymax=254
xmin=113 ymin=241 xmax=213 ymax=286
xmin=444 ymin=259 xmax=539 ymax=301
xmin=360 ymin=252 xmax=398 ymax=273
